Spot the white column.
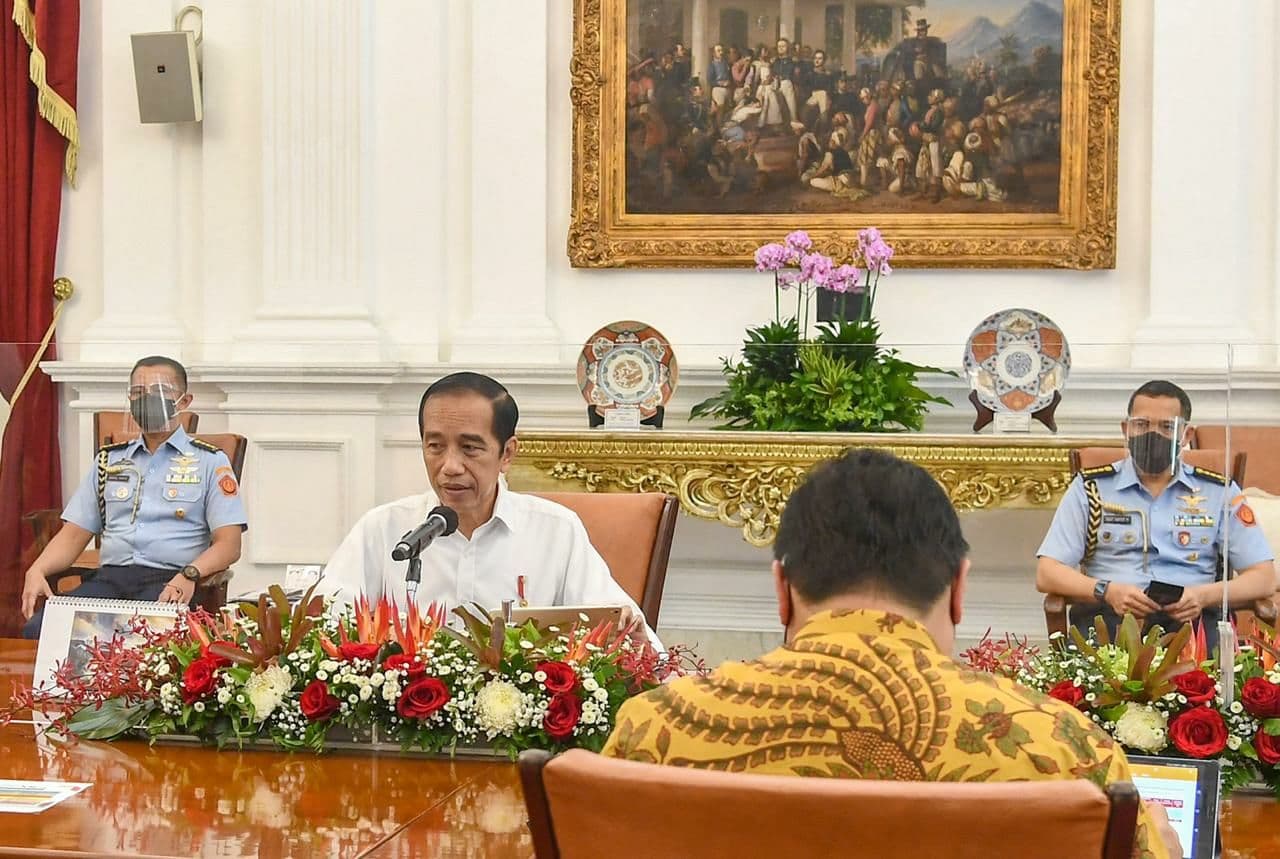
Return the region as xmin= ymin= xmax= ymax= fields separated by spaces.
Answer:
xmin=890 ymin=1 xmax=905 ymax=49
xmin=690 ymin=0 xmax=707 ymax=89
xmin=779 ymin=0 xmax=795 ymax=41
xmin=232 ymin=0 xmax=383 ymax=362
xmin=842 ymin=1 xmax=857 ymax=75
xmin=79 ymin=0 xmax=186 ymax=361
xmin=628 ymin=3 xmax=641 ymax=55
xmin=1131 ymin=0 xmax=1272 ymax=368
xmin=449 ymin=0 xmax=560 ymax=363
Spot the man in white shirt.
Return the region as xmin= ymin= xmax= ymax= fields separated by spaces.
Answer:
xmin=318 ymin=372 xmax=659 ymax=645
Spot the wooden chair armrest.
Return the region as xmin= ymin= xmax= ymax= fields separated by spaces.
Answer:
xmin=1252 ymin=595 xmax=1278 ymax=625
xmin=1042 ymin=593 xmax=1068 ymax=638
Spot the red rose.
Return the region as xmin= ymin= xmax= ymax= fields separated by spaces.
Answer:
xmin=382 ymin=653 xmax=426 ymax=679
xmin=1255 ymin=729 xmax=1280 ymax=766
xmin=544 ymin=692 xmax=583 ymax=741
xmin=200 ymin=644 xmax=231 ymax=668
xmin=1241 ymin=678 xmax=1280 ymax=719
xmin=1172 ymin=670 xmax=1218 ymax=706
xmin=299 ymin=680 xmax=340 ymax=722
xmin=537 ymin=661 xmax=578 ymax=695
xmin=397 ymin=677 xmax=450 ymax=720
xmin=180 ymin=656 xmax=220 ymax=704
xmin=339 ymin=641 xmax=382 ymax=662
xmin=1047 ymin=680 xmax=1086 ymax=709
xmin=1169 ymin=708 xmax=1228 ymax=759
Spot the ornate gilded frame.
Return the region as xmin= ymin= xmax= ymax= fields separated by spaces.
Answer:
xmin=568 ymin=0 xmax=1121 ymax=269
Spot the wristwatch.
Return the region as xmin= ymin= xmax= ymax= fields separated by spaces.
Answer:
xmin=179 ymin=564 xmax=202 ymax=582
xmin=1092 ymin=579 xmax=1109 ymax=602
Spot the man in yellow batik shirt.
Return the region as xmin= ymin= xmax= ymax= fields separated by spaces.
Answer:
xmin=603 ymin=449 xmax=1180 ymax=859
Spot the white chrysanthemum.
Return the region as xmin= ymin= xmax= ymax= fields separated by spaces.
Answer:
xmin=1227 ymin=735 xmax=1243 ymax=751
xmin=475 ymin=680 xmax=524 ymax=735
xmin=1114 ymin=704 xmax=1168 ymax=753
xmin=245 ymin=664 xmax=292 ymax=723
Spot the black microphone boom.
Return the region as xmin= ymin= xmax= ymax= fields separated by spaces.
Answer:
xmin=391 ymin=506 xmax=459 ymax=561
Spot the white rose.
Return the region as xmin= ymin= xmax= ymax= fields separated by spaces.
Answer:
xmin=1113 ymin=704 xmax=1168 ymax=754
xmin=244 ymin=664 xmax=292 ymax=723
xmin=475 ymin=680 xmax=525 ymax=736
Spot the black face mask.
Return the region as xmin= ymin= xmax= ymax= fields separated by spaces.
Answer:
xmin=1128 ymin=431 xmax=1177 ymax=475
xmin=130 ymin=393 xmax=177 ymax=432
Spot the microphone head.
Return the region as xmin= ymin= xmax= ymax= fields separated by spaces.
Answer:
xmin=431 ymin=505 xmax=460 ymax=536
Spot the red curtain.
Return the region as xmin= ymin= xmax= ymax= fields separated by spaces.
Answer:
xmin=0 ymin=0 xmax=79 ymax=636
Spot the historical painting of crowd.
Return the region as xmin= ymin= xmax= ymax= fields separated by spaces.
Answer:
xmin=626 ymin=1 xmax=1065 ymax=215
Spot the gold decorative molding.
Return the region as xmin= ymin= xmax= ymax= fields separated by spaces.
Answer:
xmin=568 ymin=0 xmax=1120 ymax=269
xmin=509 ymin=431 xmax=1116 ymax=546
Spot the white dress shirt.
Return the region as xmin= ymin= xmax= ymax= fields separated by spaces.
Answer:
xmin=318 ymin=484 xmax=660 ymax=644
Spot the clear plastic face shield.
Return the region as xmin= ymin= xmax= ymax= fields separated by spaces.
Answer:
xmin=124 ymin=367 xmax=189 ymax=435
xmin=1122 ymin=414 xmax=1188 ymax=478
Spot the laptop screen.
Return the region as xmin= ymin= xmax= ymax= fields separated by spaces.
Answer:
xmin=1126 ymin=756 xmax=1221 ymax=859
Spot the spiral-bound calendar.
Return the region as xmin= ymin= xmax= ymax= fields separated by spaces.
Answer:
xmin=33 ymin=597 xmax=182 ymax=695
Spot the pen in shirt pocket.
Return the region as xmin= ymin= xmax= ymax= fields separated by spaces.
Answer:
xmin=517 ymin=574 xmax=528 ymax=607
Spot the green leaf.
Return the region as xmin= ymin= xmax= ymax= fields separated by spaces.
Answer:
xmin=1264 ymin=718 xmax=1280 ymax=737
xmin=1121 ymin=680 xmax=1145 ymax=694
xmin=66 ymin=699 xmax=148 ymax=740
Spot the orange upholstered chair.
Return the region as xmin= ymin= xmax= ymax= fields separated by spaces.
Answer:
xmin=1042 ymin=447 xmax=1275 ymax=635
xmin=518 ymin=749 xmax=1140 ymax=859
xmin=530 ymin=492 xmax=678 ymax=628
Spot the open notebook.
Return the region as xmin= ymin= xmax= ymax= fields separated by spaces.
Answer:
xmin=33 ymin=596 xmax=183 ymax=695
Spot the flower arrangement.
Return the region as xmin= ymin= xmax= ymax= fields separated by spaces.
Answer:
xmin=5 ymin=586 xmax=702 ymax=757
xmin=691 ymin=229 xmax=949 ymax=432
xmin=961 ymin=615 xmax=1280 ymax=796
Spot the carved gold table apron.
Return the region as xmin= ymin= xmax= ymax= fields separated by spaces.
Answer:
xmin=508 ymin=431 xmax=1121 ymax=547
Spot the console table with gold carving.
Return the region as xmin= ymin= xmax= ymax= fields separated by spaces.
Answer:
xmin=507 ymin=431 xmax=1121 ymax=547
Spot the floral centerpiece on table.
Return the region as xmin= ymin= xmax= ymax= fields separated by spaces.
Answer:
xmin=4 ymin=586 xmax=703 ymax=757
xmin=961 ymin=615 xmax=1280 ymax=797
xmin=691 ymin=229 xmax=950 ymax=432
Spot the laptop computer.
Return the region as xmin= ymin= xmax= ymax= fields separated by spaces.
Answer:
xmin=1126 ymin=755 xmax=1221 ymax=859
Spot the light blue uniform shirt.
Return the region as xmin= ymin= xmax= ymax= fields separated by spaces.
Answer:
xmin=1037 ymin=456 xmax=1273 ymax=588
xmin=62 ymin=427 xmax=249 ymax=570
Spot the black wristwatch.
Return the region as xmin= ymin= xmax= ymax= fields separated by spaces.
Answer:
xmin=1092 ymin=579 xmax=1109 ymax=602
xmin=179 ymin=564 xmax=202 ymax=582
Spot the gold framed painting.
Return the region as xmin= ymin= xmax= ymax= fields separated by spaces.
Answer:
xmin=569 ymin=0 xmax=1120 ymax=269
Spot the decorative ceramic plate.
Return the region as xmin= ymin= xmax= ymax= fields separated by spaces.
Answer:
xmin=577 ymin=321 xmax=678 ymax=417
xmin=963 ymin=308 xmax=1071 ymax=413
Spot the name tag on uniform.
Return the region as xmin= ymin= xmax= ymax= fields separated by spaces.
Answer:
xmin=106 ymin=473 xmax=130 ymax=482
xmin=1103 ymin=513 xmax=1132 ymax=525
xmin=1174 ymin=514 xmax=1215 ymax=528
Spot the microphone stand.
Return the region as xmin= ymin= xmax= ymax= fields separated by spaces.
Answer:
xmin=405 ymin=554 xmax=423 ymax=605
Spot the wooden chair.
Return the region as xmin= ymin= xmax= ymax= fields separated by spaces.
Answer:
xmin=23 ymin=413 xmax=246 ymax=614
xmin=530 ymin=492 xmax=678 ymax=629
xmin=1042 ymin=447 xmax=1276 ymax=635
xmin=518 ymin=749 xmax=1140 ymax=859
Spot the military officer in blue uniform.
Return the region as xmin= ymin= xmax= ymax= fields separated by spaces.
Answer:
xmin=20 ymin=356 xmax=248 ymax=638
xmin=1037 ymin=380 xmax=1276 ymax=643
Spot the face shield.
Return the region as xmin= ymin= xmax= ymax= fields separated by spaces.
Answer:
xmin=125 ymin=380 xmax=186 ymax=434
xmin=1124 ymin=415 xmax=1187 ymax=477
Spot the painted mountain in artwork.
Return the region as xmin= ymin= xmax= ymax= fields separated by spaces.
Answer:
xmin=943 ymin=1 xmax=1064 ymax=61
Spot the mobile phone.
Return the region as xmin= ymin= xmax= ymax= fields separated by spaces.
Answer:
xmin=1145 ymin=580 xmax=1185 ymax=607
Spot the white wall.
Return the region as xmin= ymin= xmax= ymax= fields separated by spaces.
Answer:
xmin=39 ymin=0 xmax=1280 ymax=645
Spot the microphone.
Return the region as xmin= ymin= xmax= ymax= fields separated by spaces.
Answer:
xmin=392 ymin=506 xmax=459 ymax=561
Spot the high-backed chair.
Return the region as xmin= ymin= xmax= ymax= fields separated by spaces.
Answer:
xmin=1042 ymin=447 xmax=1275 ymax=635
xmin=24 ymin=413 xmax=246 ymax=614
xmin=518 ymin=749 xmax=1140 ymax=859
xmin=530 ymin=492 xmax=678 ymax=628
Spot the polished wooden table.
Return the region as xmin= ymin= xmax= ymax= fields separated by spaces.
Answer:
xmin=2 ymin=638 xmax=1278 ymax=858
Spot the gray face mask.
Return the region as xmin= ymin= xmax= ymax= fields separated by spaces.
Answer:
xmin=130 ymin=393 xmax=177 ymax=432
xmin=1128 ymin=431 xmax=1177 ymax=475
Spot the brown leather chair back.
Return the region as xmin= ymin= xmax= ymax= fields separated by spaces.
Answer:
xmin=193 ymin=433 xmax=249 ymax=481
xmin=519 ymin=749 xmax=1139 ymax=859
xmin=95 ymin=410 xmax=199 ymax=446
xmin=530 ymin=492 xmax=678 ymax=628
xmin=1194 ymin=425 xmax=1280 ymax=494
xmin=1070 ymin=446 xmax=1246 ymax=485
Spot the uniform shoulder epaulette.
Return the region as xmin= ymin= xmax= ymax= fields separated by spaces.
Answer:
xmin=98 ymin=440 xmax=130 ymax=452
xmin=190 ymin=438 xmax=221 ymax=454
xmin=1192 ymin=466 xmax=1227 ymax=485
xmin=1079 ymin=463 xmax=1117 ymax=479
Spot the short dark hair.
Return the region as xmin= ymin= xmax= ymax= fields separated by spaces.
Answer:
xmin=773 ymin=448 xmax=969 ymax=613
xmin=1127 ymin=380 xmax=1192 ymax=421
xmin=418 ymin=372 xmax=519 ymax=446
xmin=131 ymin=355 xmax=188 ymax=391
